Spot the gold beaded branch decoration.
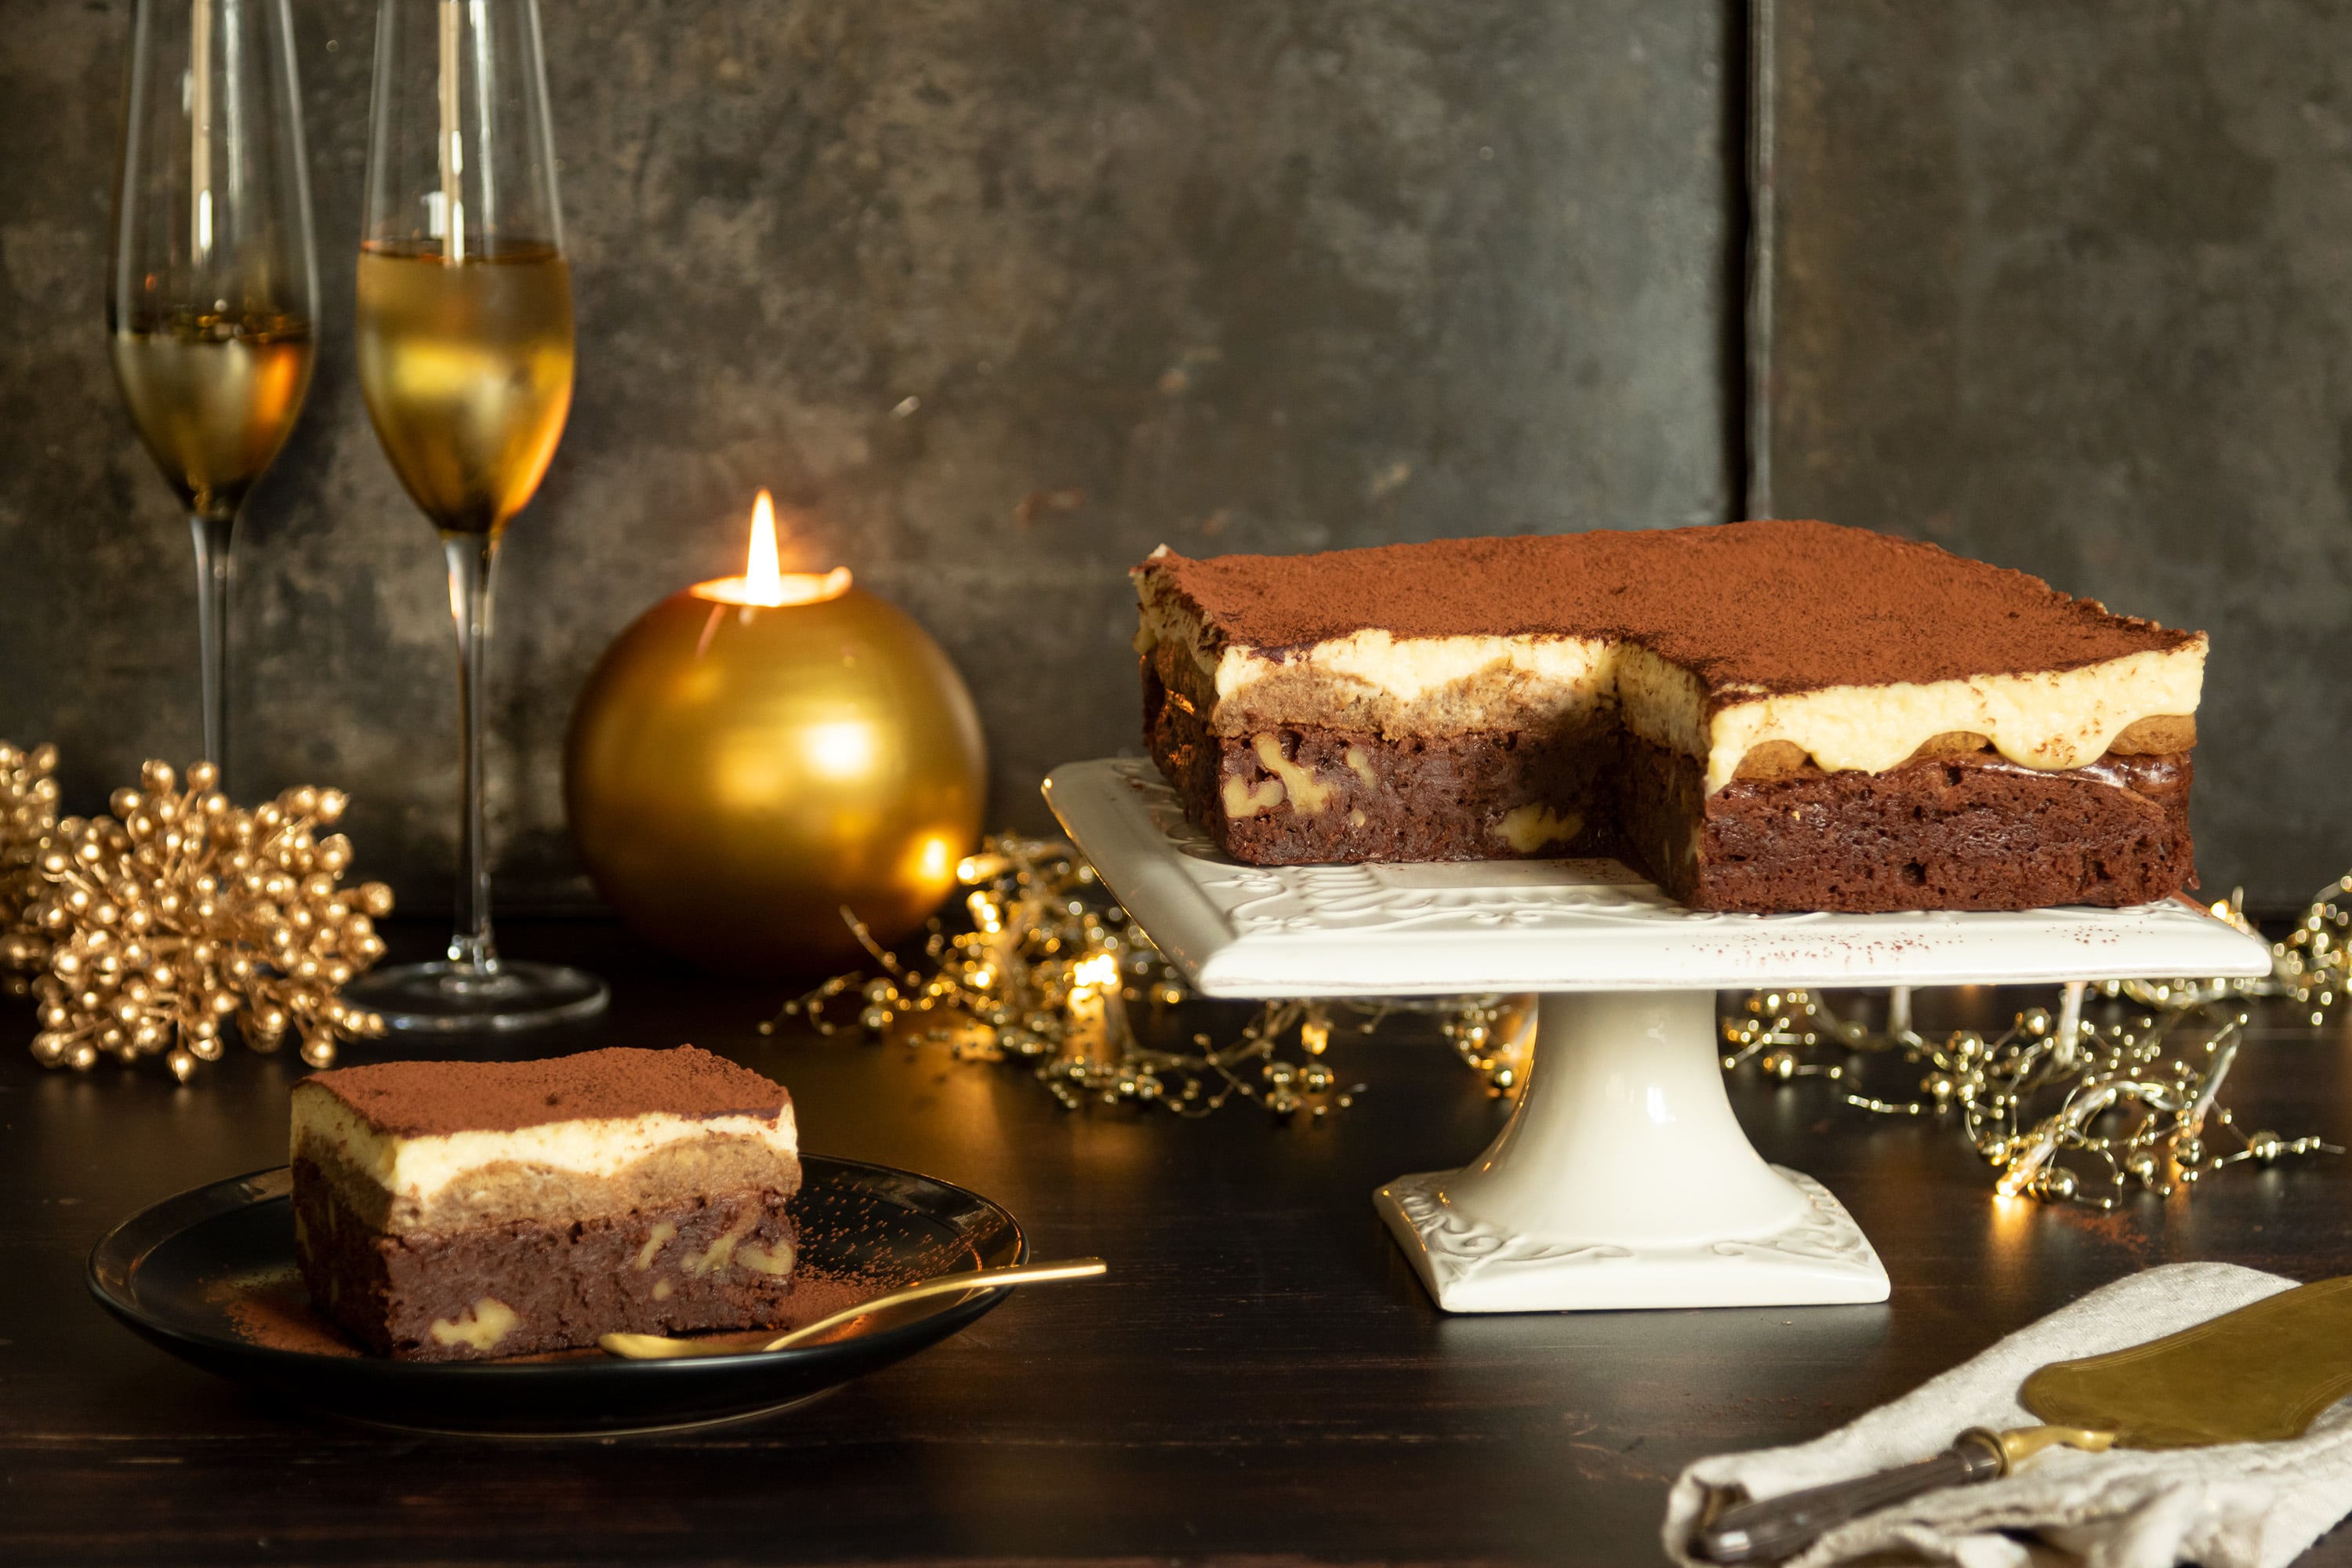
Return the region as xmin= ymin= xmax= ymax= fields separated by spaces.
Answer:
xmin=1723 ymin=976 xmax=2338 ymax=1207
xmin=0 ymin=742 xmax=60 ymax=996
xmin=767 ymin=834 xmax=1530 ymax=1116
xmin=22 ymin=760 xmax=395 ymax=1080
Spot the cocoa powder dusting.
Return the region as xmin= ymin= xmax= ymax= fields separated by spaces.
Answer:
xmin=300 ymin=1045 xmax=790 ymax=1138
xmin=1141 ymin=520 xmax=2196 ymax=694
xmin=220 ymin=1269 xmax=365 ymax=1357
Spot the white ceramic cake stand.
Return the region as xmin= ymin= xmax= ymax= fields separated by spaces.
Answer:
xmin=1042 ymin=759 xmax=2273 ymax=1314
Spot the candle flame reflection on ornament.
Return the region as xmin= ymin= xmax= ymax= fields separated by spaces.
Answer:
xmin=693 ymin=489 xmax=852 ymax=608
xmin=804 ymin=720 xmax=877 ymax=779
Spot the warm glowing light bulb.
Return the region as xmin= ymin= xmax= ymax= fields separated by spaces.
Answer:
xmin=1072 ymin=951 xmax=1120 ymax=991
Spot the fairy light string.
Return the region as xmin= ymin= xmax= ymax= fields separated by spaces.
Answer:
xmin=769 ymin=836 xmax=1402 ymax=1116
xmin=777 ymin=843 xmax=2341 ymax=1207
xmin=1722 ymin=885 xmax=2347 ymax=1206
xmin=765 ymin=835 xmax=1542 ymax=1117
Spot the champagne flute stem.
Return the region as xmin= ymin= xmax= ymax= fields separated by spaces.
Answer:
xmin=189 ymin=511 xmax=234 ymax=780
xmin=442 ymin=528 xmax=501 ymax=973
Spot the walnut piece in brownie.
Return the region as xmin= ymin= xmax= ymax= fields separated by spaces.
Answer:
xmin=291 ymin=1046 xmax=802 ymax=1361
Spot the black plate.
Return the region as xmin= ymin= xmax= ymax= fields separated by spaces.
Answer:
xmin=88 ymin=1156 xmax=1025 ymax=1435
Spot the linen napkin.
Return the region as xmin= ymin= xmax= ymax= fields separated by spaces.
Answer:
xmin=1661 ymin=1262 xmax=2352 ymax=1568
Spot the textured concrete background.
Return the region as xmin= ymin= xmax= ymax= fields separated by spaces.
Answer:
xmin=0 ymin=1 xmax=1733 ymax=913
xmin=1766 ymin=1 xmax=2352 ymax=909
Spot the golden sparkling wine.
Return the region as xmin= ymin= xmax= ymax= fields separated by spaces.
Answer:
xmin=109 ymin=312 xmax=315 ymax=521
xmin=354 ymin=242 xmax=575 ymax=535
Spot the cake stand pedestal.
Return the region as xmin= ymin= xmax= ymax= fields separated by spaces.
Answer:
xmin=1044 ymin=759 xmax=2272 ymax=1314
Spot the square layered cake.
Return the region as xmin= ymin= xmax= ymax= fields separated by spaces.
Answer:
xmin=292 ymin=1045 xmax=801 ymax=1361
xmin=1135 ymin=520 xmax=2201 ymax=911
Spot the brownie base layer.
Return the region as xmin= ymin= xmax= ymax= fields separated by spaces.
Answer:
xmin=1620 ymin=735 xmax=2195 ymax=912
xmin=292 ymin=1158 xmax=800 ymax=1362
xmin=1145 ymin=662 xmax=1618 ymax=863
xmin=1145 ymin=664 xmax=2197 ymax=910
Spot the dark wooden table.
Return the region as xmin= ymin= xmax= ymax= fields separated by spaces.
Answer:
xmin=5 ymin=920 xmax=2350 ymax=1566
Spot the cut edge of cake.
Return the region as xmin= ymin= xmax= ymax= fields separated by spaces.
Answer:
xmin=290 ymin=1046 xmax=804 ymax=1362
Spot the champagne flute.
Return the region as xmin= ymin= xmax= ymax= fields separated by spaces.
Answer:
xmin=343 ymin=0 xmax=605 ymax=1031
xmin=109 ymin=0 xmax=320 ymax=782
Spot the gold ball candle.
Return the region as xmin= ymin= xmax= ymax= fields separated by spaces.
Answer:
xmin=565 ymin=492 xmax=986 ymax=975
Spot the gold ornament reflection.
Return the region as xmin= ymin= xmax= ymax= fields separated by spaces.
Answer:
xmin=565 ymin=492 xmax=985 ymax=975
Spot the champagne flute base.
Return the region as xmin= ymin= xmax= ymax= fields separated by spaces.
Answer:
xmin=344 ymin=958 xmax=608 ymax=1033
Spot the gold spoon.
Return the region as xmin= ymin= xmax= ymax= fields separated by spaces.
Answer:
xmin=597 ymin=1257 xmax=1109 ymax=1360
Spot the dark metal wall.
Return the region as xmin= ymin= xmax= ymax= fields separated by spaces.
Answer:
xmin=0 ymin=2 xmax=1734 ymax=910
xmin=27 ymin=2 xmax=2329 ymax=914
xmin=1762 ymin=1 xmax=2352 ymax=909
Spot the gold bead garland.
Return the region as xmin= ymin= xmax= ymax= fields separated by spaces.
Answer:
xmin=23 ymin=759 xmax=395 ymax=1079
xmin=768 ymin=835 xmax=1544 ymax=1116
xmin=0 ymin=742 xmax=59 ymax=996
xmin=1724 ymin=978 xmax=2338 ymax=1207
xmin=2251 ymin=879 xmax=2352 ymax=1022
xmin=765 ymin=834 xmax=1527 ymax=1116
xmin=779 ymin=830 xmax=2336 ymax=1206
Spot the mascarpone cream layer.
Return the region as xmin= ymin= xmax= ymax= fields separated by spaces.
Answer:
xmin=1136 ymin=570 xmax=2207 ymax=793
xmin=1622 ymin=642 xmax=2206 ymax=792
xmin=290 ymin=1083 xmax=799 ymax=1211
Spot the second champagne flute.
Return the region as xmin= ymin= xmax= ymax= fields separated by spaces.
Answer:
xmin=344 ymin=0 xmax=604 ymax=1030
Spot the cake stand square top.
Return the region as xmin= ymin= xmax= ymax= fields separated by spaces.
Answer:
xmin=1041 ymin=759 xmax=2272 ymax=999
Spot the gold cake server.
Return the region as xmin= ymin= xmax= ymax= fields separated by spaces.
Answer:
xmin=599 ymin=1256 xmax=1107 ymax=1360
xmin=1691 ymin=1275 xmax=2352 ymax=1563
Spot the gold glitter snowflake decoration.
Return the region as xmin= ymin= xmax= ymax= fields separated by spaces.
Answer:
xmin=0 ymin=741 xmax=60 ymax=996
xmin=26 ymin=760 xmax=394 ymax=1079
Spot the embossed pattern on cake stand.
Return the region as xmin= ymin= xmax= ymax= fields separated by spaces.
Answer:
xmin=1043 ymin=759 xmax=2274 ymax=1313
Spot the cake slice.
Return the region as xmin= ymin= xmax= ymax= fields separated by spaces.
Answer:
xmin=1134 ymin=521 xmax=2202 ymax=911
xmin=291 ymin=1045 xmax=801 ymax=1361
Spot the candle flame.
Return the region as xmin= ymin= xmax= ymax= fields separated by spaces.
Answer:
xmin=746 ymin=490 xmax=783 ymax=603
xmin=693 ymin=489 xmax=853 ymax=607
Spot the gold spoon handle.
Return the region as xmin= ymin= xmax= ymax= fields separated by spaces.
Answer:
xmin=597 ymin=1257 xmax=1108 ymax=1359
xmin=760 ymin=1256 xmax=1107 ymax=1350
